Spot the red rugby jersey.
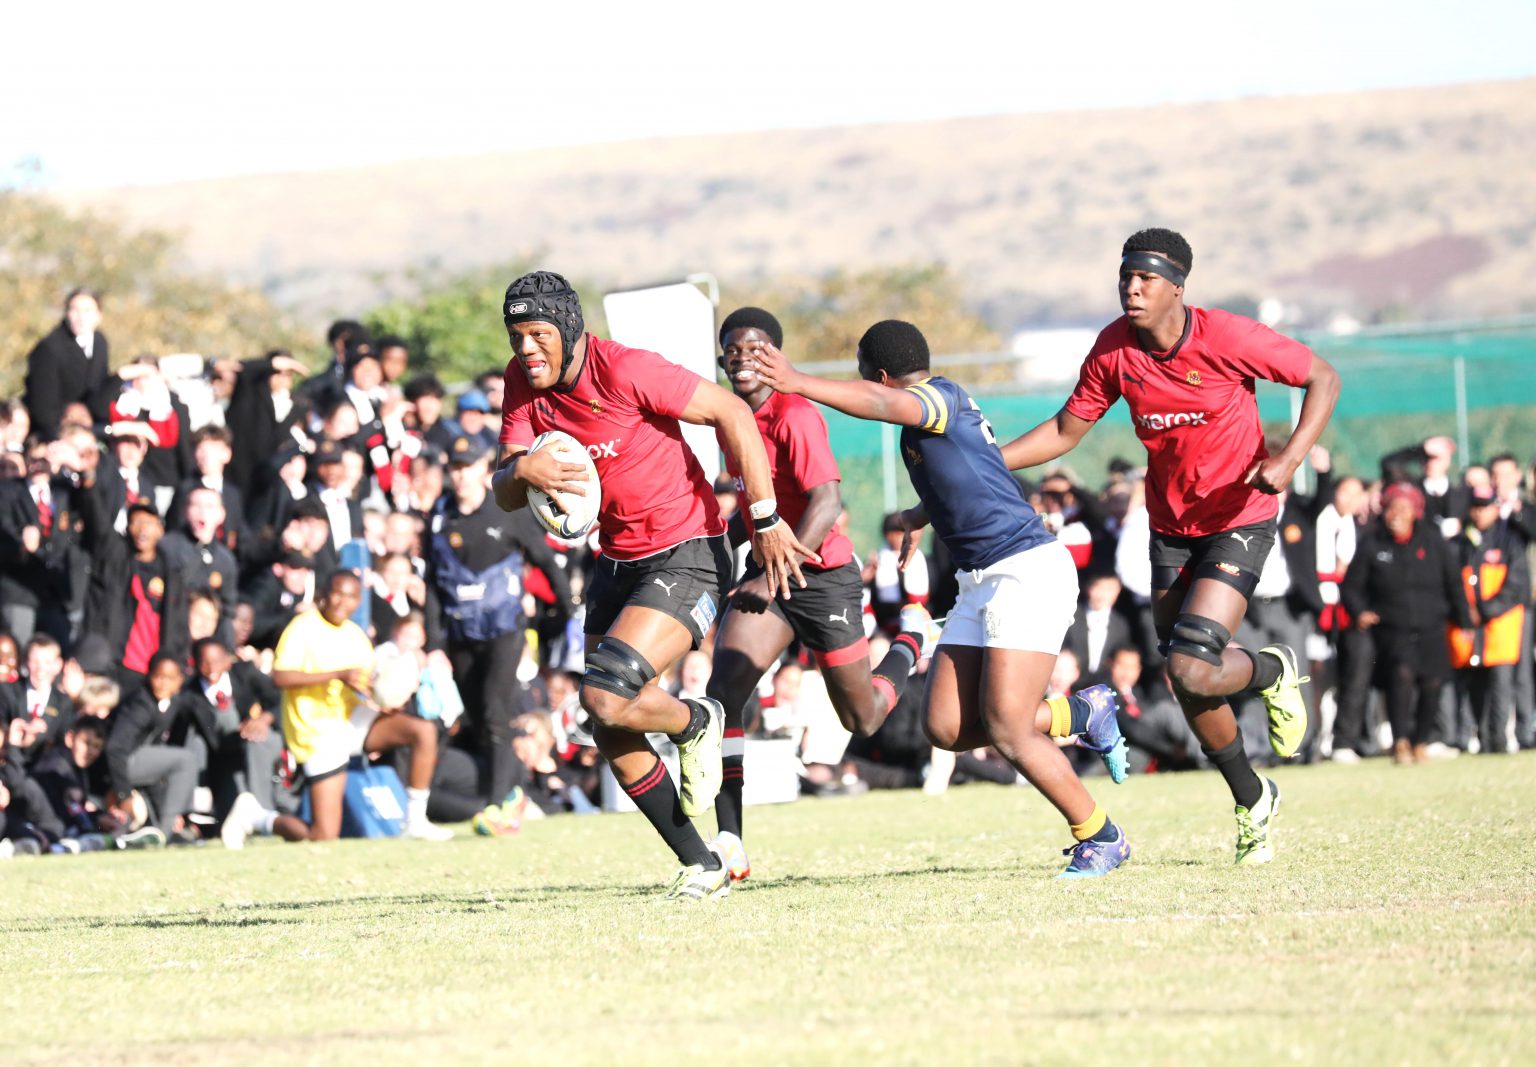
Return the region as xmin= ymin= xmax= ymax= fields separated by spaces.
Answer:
xmin=500 ymin=336 xmax=724 ymax=560
xmin=722 ymin=391 xmax=853 ymax=571
xmin=1064 ymin=307 xmax=1313 ymax=538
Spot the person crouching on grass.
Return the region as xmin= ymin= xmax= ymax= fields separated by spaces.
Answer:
xmin=221 ymin=571 xmax=451 ymax=846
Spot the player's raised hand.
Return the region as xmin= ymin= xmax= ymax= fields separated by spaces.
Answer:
xmin=752 ymin=520 xmax=821 ymax=600
xmin=750 ymin=343 xmax=802 ymax=395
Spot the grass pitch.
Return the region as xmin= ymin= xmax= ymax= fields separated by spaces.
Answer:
xmin=3 ymin=755 xmax=1533 ymax=1066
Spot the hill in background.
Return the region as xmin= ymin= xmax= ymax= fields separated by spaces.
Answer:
xmin=55 ymin=79 xmax=1536 ymax=347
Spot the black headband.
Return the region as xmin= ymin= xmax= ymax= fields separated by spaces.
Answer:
xmin=1120 ymin=251 xmax=1187 ymax=287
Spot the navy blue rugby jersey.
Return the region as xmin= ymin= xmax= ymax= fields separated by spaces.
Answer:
xmin=900 ymin=376 xmax=1054 ymax=572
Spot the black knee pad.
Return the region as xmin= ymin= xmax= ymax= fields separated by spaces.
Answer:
xmin=582 ymin=637 xmax=657 ymax=701
xmin=1166 ymin=613 xmax=1232 ymax=667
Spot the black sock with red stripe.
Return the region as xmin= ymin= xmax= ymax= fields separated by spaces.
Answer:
xmin=717 ymin=727 xmax=745 ymax=839
xmin=620 ymin=756 xmax=718 ymax=869
xmin=871 ymin=632 xmax=923 ymax=716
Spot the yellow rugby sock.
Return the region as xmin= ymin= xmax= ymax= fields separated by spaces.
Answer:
xmin=1070 ymin=804 xmax=1108 ymax=842
xmin=1047 ymin=695 xmax=1072 ymax=738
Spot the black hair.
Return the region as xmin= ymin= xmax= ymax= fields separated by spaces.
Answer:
xmin=63 ymin=286 xmax=102 ymax=312
xmin=187 ymin=586 xmax=221 ymax=610
xmin=147 ymin=650 xmax=184 ymax=676
xmin=474 ymin=369 xmax=503 ymax=389
xmin=191 ymin=636 xmax=232 ymax=663
xmin=404 ymin=373 xmax=447 ymax=402
xmin=375 ymin=334 xmax=408 ymax=352
xmin=1489 ymin=452 xmax=1520 ymax=469
xmin=719 ymin=307 xmax=784 ymax=349
xmin=1122 ymin=228 xmax=1193 ymax=274
xmin=192 ymin=424 xmax=233 ymax=447
xmin=126 ymin=501 xmax=163 ymax=524
xmin=324 ymin=568 xmax=361 ymax=594
xmin=881 ymin=512 xmax=907 ymax=535
xmin=858 ymin=320 xmax=930 ymax=379
xmin=326 ymin=320 xmax=371 ymax=348
xmin=69 ymin=716 xmax=109 ymax=742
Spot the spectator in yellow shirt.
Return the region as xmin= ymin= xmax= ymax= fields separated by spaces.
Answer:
xmin=221 ymin=571 xmax=451 ymax=844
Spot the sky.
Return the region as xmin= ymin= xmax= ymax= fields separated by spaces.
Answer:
xmin=3 ymin=0 xmax=1533 ymax=191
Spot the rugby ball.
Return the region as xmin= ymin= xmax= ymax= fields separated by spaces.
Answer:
xmin=371 ymin=651 xmax=422 ymax=712
xmin=527 ymin=430 xmax=601 ymax=539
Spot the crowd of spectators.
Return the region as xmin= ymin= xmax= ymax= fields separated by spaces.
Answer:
xmin=2 ymin=290 xmax=1531 ymax=857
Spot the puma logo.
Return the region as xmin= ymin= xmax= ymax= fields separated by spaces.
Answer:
xmin=828 ymin=608 xmax=850 ymax=625
xmin=653 ymin=578 xmax=678 ymax=597
xmin=1230 ymin=532 xmax=1255 ymax=550
xmin=1123 ymin=372 xmax=1146 ymax=394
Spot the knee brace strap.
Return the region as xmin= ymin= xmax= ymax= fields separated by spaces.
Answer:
xmin=582 ymin=637 xmax=656 ymax=701
xmin=1167 ymin=614 xmax=1232 ymax=666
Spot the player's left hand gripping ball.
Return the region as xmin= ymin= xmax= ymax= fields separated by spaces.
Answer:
xmin=525 ymin=430 xmax=601 ymax=538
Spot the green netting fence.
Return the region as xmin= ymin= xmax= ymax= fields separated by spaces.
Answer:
xmin=822 ymin=317 xmax=1536 ymax=554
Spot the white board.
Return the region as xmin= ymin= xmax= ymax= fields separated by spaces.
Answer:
xmin=602 ymin=281 xmax=720 ymax=482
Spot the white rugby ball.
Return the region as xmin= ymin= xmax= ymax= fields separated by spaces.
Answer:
xmin=371 ymin=651 xmax=421 ymax=711
xmin=527 ymin=430 xmax=601 ymax=539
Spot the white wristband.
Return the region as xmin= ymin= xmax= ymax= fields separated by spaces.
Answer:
xmin=748 ymin=498 xmax=777 ymax=521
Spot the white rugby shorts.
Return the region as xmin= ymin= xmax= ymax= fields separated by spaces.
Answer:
xmin=301 ymin=705 xmax=381 ymax=778
xmin=938 ymin=539 xmax=1079 ymax=653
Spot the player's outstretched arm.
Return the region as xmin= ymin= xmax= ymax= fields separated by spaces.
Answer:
xmin=679 ymin=378 xmax=821 ymax=598
xmin=1244 ymin=354 xmax=1342 ymax=495
xmin=999 ymin=407 xmax=1095 ymax=471
xmin=752 ymin=343 xmax=926 ymax=427
xmin=491 ymin=444 xmax=589 ymax=514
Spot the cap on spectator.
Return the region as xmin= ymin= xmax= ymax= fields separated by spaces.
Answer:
xmin=313 ymin=440 xmax=345 ymax=467
xmin=1381 ymin=481 xmax=1426 ymax=518
xmin=1469 ymin=484 xmax=1499 ymax=507
xmin=404 ymin=373 xmax=446 ymax=402
xmin=344 ymin=340 xmax=378 ymax=370
xmin=457 ymin=389 xmax=491 ymax=413
xmin=280 ymin=550 xmax=318 ymax=570
xmin=448 ymin=436 xmax=492 ymax=466
xmin=71 ymin=634 xmax=116 ymax=677
xmin=107 ymin=421 xmax=162 ymax=447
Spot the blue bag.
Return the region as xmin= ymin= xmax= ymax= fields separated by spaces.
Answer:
xmin=299 ymin=757 xmax=408 ymax=838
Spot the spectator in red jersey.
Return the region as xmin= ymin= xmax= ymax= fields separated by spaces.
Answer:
xmin=1002 ymin=227 xmax=1340 ymax=866
xmin=492 ymin=271 xmax=816 ymax=899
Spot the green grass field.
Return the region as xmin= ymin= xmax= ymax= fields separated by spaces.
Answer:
xmin=4 ymin=755 xmax=1533 ymax=1067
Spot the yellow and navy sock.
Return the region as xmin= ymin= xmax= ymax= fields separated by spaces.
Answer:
xmin=1047 ymin=693 xmax=1095 ymax=737
xmin=1070 ymin=804 xmax=1119 ymax=844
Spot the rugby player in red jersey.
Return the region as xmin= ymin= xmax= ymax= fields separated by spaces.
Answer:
xmin=1001 ymin=228 xmax=1341 ymax=865
xmin=705 ymin=307 xmax=944 ymax=883
xmin=490 ymin=272 xmax=818 ymax=900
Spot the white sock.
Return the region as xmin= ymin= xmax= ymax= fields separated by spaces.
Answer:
xmin=257 ymin=811 xmax=278 ymax=836
xmin=407 ymin=788 xmax=430 ymax=824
